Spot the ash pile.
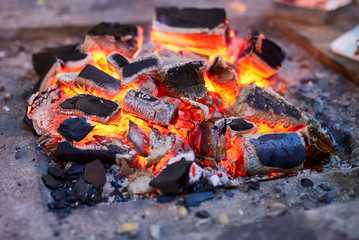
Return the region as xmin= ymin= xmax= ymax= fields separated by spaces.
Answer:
xmin=25 ymin=7 xmax=338 ymax=216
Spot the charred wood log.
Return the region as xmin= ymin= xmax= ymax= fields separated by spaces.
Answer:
xmin=58 ymin=94 xmax=121 ymax=123
xmin=120 ymin=54 xmax=161 ymax=86
xmin=228 ymin=83 xmax=312 ymax=128
xmin=196 ymin=118 xmax=227 ymax=162
xmin=146 ymin=129 xmax=175 ymax=167
xmin=159 ymin=61 xmax=208 ymax=100
xmin=122 ymin=89 xmax=178 ymax=126
xmin=207 ymin=55 xmax=237 ymax=84
xmin=127 ymin=120 xmax=150 ymax=157
xmin=57 ymin=117 xmax=94 ymax=142
xmin=81 ymin=22 xmax=143 ymax=59
xmin=74 ymin=64 xmax=121 ymax=93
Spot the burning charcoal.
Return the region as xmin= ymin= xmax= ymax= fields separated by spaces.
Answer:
xmin=183 ymin=191 xmax=215 ymax=207
xmin=42 ymin=174 xmax=61 ymax=190
xmin=196 ymin=118 xmax=227 ymax=162
xmin=146 ymin=129 xmax=175 ymax=167
xmin=159 ymin=61 xmax=208 ymax=100
xmin=137 ymin=77 xmax=158 ymax=96
xmin=127 ymin=121 xmax=150 ymax=157
xmin=207 ymin=55 xmax=237 ymax=84
xmin=122 ymin=89 xmax=178 ymax=126
xmin=181 ymin=97 xmax=209 ymax=120
xmin=228 ymin=83 xmax=312 ymax=127
xmin=121 ymin=54 xmax=161 ymax=86
xmin=56 ymin=72 xmax=78 ymax=83
xmin=33 ymin=44 xmax=91 ymax=92
xmin=128 ymin=169 xmax=154 ymax=195
xmin=107 ymin=52 xmax=131 ymax=71
xmin=57 ymin=117 xmax=94 ymax=142
xmin=84 ymin=159 xmax=106 ymax=189
xmin=237 ymin=132 xmax=307 ymax=176
xmin=151 ymin=8 xmax=232 ymax=59
xmin=187 ymin=162 xmax=214 ymax=193
xmin=74 ymin=64 xmax=121 ymax=93
xmin=56 ymin=141 xmax=117 ymax=164
xmin=81 ymin=22 xmax=143 ymax=59
xmin=226 ymin=117 xmax=257 ymax=137
xmin=59 ymin=94 xmax=121 ymax=123
xmin=149 ymin=151 xmax=194 ymax=194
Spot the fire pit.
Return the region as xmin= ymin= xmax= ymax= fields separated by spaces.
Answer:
xmin=1 ymin=3 xmax=359 ymax=240
xmin=24 ymin=7 xmax=338 ymax=215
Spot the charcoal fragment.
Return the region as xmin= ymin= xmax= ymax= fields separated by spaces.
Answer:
xmin=107 ymin=52 xmax=131 ymax=70
xmin=224 ymin=191 xmax=234 ymax=198
xmin=67 ymin=164 xmax=85 ymax=175
xmin=42 ymin=174 xmax=61 ymax=190
xmin=127 ymin=121 xmax=150 ymax=157
xmin=195 ymin=210 xmax=210 ymax=219
xmin=183 ymin=191 xmax=215 ymax=207
xmin=84 ymin=160 xmax=106 ymax=189
xmin=47 ymin=165 xmax=66 ymax=179
xmin=301 ymin=178 xmax=314 ymax=188
xmin=249 ymin=181 xmax=260 ymax=191
xmin=318 ymin=193 xmax=333 ymax=204
xmin=157 ymin=194 xmax=176 ymax=203
xmin=57 ymin=117 xmax=94 ymax=142
xmin=51 ymin=188 xmax=66 ymax=202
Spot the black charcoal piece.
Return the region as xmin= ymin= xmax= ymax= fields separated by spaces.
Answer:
xmin=121 ymin=54 xmax=161 ymax=85
xmin=155 ymin=7 xmax=226 ymax=29
xmin=59 ymin=94 xmax=120 ymax=121
xmin=250 ymin=133 xmax=307 ymax=169
xmin=56 ymin=141 xmax=116 ymax=164
xmin=47 ymin=165 xmax=66 ymax=179
xmin=67 ymin=164 xmax=85 ymax=175
xmin=51 ymin=188 xmax=66 ymax=202
xmin=88 ymin=22 xmax=138 ymax=39
xmin=249 ymin=181 xmax=260 ymax=191
xmin=77 ymin=64 xmax=121 ymax=91
xmin=183 ymin=191 xmax=215 ymax=207
xmin=57 ymin=117 xmax=94 ymax=142
xmin=42 ymin=174 xmax=61 ymax=190
xmin=157 ymin=194 xmax=176 ymax=203
xmin=73 ymin=177 xmax=93 ymax=203
xmin=224 ymin=191 xmax=234 ymax=198
xmin=227 ymin=117 xmax=255 ymax=132
xmin=149 ymin=158 xmax=193 ymax=194
xmin=301 ymin=178 xmax=314 ymax=188
xmin=127 ymin=120 xmax=149 ymax=157
xmin=195 ymin=210 xmax=210 ymax=219
xmin=84 ymin=160 xmax=106 ymax=189
xmin=122 ymin=89 xmax=178 ymax=126
xmin=107 ymin=52 xmax=130 ymax=69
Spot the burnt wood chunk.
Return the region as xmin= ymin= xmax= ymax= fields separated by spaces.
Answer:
xmin=82 ymin=22 xmax=142 ymax=59
xmin=149 ymin=158 xmax=193 ymax=194
xmin=121 ymin=54 xmax=161 ymax=86
xmin=59 ymin=94 xmax=121 ymax=123
xmin=196 ymin=118 xmax=227 ymax=162
xmin=228 ymin=83 xmax=311 ymax=127
xmin=226 ymin=117 xmax=257 ymax=137
xmin=56 ymin=141 xmax=116 ymax=164
xmin=239 ymin=132 xmax=307 ymax=175
xmin=246 ymin=33 xmax=285 ymax=69
xmin=76 ymin=64 xmax=121 ymax=92
xmin=154 ymin=7 xmax=226 ymax=30
xmin=160 ymin=61 xmax=208 ymax=100
xmin=207 ymin=55 xmax=237 ymax=84
xmin=127 ymin=120 xmax=150 ymax=157
xmin=57 ymin=117 xmax=94 ymax=142
xmin=84 ymin=160 xmax=106 ymax=189
xmin=122 ymin=89 xmax=178 ymax=126
xmin=107 ymin=52 xmax=131 ymax=70
xmin=146 ymin=129 xmax=175 ymax=167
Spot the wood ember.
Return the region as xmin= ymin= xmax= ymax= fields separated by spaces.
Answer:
xmin=226 ymin=117 xmax=257 ymax=137
xmin=238 ymin=132 xmax=307 ymax=175
xmin=128 ymin=168 xmax=154 ymax=195
xmin=81 ymin=22 xmax=142 ymax=59
xmin=58 ymin=94 xmax=121 ymax=123
xmin=74 ymin=64 xmax=121 ymax=93
xmin=101 ymin=138 xmax=137 ymax=165
xmin=56 ymin=72 xmax=78 ymax=83
xmin=181 ymin=97 xmax=209 ymax=120
xmin=122 ymin=89 xmax=178 ymax=126
xmin=84 ymin=159 xmax=106 ymax=189
xmin=127 ymin=120 xmax=150 ymax=157
xmin=57 ymin=117 xmax=94 ymax=142
xmin=159 ymin=61 xmax=208 ymax=100
xmin=207 ymin=55 xmax=237 ymax=84
xmin=107 ymin=52 xmax=131 ymax=71
xmin=146 ymin=129 xmax=175 ymax=167
xmin=228 ymin=83 xmax=312 ymax=128
xmin=120 ymin=54 xmax=161 ymax=86
xmin=137 ymin=77 xmax=158 ymax=96
xmin=196 ymin=118 xmax=227 ymax=162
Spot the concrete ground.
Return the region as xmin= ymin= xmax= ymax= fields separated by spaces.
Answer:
xmin=0 ymin=1 xmax=359 ymax=239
